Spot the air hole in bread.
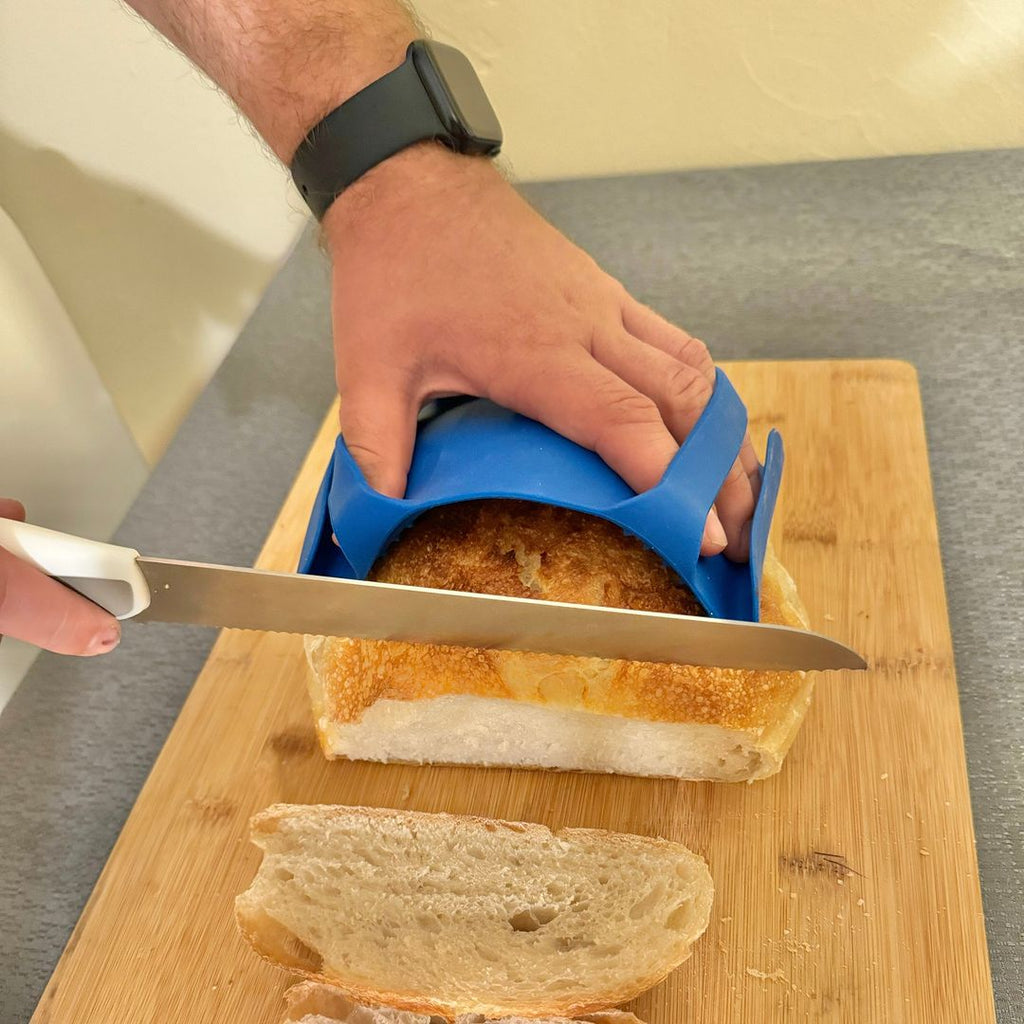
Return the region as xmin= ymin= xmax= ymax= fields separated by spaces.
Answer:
xmin=474 ymin=943 xmax=502 ymax=963
xmin=629 ymin=883 xmax=666 ymax=920
xmin=509 ymin=906 xmax=558 ymax=932
xmin=543 ymin=976 xmax=576 ymax=992
xmin=274 ymin=868 xmax=294 ymax=883
xmin=415 ymin=912 xmax=443 ymax=934
xmin=281 ymin=928 xmax=324 ymax=973
xmin=353 ymin=845 xmax=386 ymax=867
xmin=665 ymin=903 xmax=695 ymax=931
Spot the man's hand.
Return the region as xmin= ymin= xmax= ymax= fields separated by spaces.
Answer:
xmin=126 ymin=0 xmax=759 ymax=559
xmin=325 ymin=146 xmax=760 ymax=558
xmin=0 ymin=500 xmax=121 ymax=655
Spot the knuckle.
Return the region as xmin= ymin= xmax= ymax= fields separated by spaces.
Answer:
xmin=343 ymin=438 xmax=386 ymax=466
xmin=603 ymin=275 xmax=629 ymax=303
xmin=673 ymin=336 xmax=713 ymax=376
xmin=665 ymin=363 xmax=712 ymax=408
xmin=45 ymin=607 xmax=89 ymax=655
xmin=603 ymin=388 xmax=660 ymax=425
xmin=685 ymin=336 xmax=711 ymax=364
xmin=344 ymin=439 xmax=391 ymax=479
xmin=341 ymin=432 xmax=405 ymax=496
xmin=592 ymin=389 xmax=661 ymax=447
xmin=721 ymin=460 xmax=750 ymax=493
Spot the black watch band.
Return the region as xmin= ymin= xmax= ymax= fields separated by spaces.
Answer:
xmin=290 ymin=41 xmax=501 ymax=220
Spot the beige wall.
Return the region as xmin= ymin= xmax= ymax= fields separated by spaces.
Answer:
xmin=423 ymin=0 xmax=1024 ymax=180
xmin=2 ymin=0 xmax=1022 ymax=461
xmin=1 ymin=1 xmax=304 ymax=462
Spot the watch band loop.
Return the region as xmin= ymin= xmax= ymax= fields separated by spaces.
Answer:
xmin=290 ymin=56 xmax=446 ymax=220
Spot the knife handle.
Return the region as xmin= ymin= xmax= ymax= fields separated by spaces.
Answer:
xmin=0 ymin=519 xmax=151 ymax=619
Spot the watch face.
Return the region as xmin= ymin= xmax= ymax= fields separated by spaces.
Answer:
xmin=413 ymin=41 xmax=503 ymax=151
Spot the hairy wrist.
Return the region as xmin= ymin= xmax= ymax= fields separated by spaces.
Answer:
xmin=126 ymin=0 xmax=418 ymax=160
xmin=321 ymin=142 xmax=506 ymax=249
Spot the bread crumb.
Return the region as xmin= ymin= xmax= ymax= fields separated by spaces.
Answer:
xmin=824 ymin=613 xmax=835 ymax=621
xmin=880 ymin=772 xmax=889 ymax=780
xmin=790 ymin=892 xmax=797 ymax=899
xmin=920 ymin=848 xmax=931 ymax=856
xmin=905 ymin=812 xmax=914 ymax=820
xmin=746 ymin=967 xmax=787 ymax=982
xmin=857 ymin=898 xmax=865 ymax=907
xmin=720 ymin=916 xmax=733 ymax=923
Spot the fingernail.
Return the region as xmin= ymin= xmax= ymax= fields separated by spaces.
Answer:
xmin=704 ymin=514 xmax=728 ymax=551
xmin=87 ymin=623 xmax=121 ymax=656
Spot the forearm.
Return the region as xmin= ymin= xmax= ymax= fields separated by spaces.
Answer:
xmin=124 ymin=0 xmax=418 ymax=160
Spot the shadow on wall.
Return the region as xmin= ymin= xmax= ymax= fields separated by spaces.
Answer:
xmin=0 ymin=123 xmax=283 ymax=462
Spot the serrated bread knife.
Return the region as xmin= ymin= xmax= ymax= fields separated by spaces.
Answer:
xmin=0 ymin=519 xmax=866 ymax=672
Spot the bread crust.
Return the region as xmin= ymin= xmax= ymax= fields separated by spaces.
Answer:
xmin=283 ymin=980 xmax=647 ymax=1023
xmin=305 ymin=501 xmax=811 ymax=778
xmin=238 ymin=805 xmax=712 ymax=1022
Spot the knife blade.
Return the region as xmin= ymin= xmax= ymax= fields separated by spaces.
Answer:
xmin=134 ymin=557 xmax=865 ymax=671
xmin=0 ymin=520 xmax=866 ymax=672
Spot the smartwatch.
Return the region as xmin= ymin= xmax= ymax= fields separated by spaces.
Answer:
xmin=290 ymin=40 xmax=503 ymax=220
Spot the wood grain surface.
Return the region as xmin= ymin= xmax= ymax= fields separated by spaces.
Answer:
xmin=32 ymin=360 xmax=995 ymax=1024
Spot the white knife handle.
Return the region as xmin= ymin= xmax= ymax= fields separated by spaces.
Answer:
xmin=0 ymin=518 xmax=151 ymax=619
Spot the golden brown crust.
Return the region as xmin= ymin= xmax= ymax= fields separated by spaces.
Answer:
xmin=306 ymin=501 xmax=810 ymax=741
xmin=282 ymin=981 xmax=646 ymax=1024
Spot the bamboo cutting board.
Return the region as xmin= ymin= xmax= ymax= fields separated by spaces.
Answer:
xmin=32 ymin=360 xmax=995 ymax=1024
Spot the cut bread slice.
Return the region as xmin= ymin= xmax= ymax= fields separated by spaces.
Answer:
xmin=283 ymin=980 xmax=646 ymax=1023
xmin=305 ymin=500 xmax=811 ymax=781
xmin=238 ymin=805 xmax=712 ymax=1021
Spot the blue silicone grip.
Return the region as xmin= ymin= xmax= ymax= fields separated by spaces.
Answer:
xmin=298 ymin=368 xmax=783 ymax=621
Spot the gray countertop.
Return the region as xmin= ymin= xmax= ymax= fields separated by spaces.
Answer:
xmin=1 ymin=149 xmax=1021 ymax=1022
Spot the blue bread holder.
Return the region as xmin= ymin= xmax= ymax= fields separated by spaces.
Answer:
xmin=298 ymin=369 xmax=782 ymax=622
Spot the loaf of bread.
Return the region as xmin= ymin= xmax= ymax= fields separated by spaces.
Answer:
xmin=304 ymin=500 xmax=811 ymax=781
xmin=283 ymin=980 xmax=646 ymax=1023
xmin=237 ymin=804 xmax=712 ymax=1020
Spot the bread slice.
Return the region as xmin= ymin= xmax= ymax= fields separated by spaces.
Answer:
xmin=283 ymin=980 xmax=646 ymax=1023
xmin=237 ymin=804 xmax=712 ymax=1021
xmin=305 ymin=500 xmax=811 ymax=781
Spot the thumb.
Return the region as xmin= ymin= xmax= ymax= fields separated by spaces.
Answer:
xmin=0 ymin=544 xmax=121 ymax=656
xmin=337 ymin=376 xmax=419 ymax=499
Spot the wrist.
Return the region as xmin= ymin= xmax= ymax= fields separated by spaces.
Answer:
xmin=247 ymin=21 xmax=417 ymax=162
xmin=128 ymin=0 xmax=418 ymax=163
xmin=322 ymin=142 xmax=507 ymax=251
